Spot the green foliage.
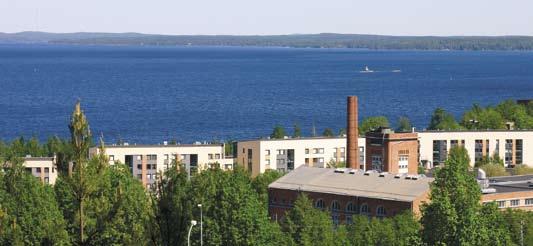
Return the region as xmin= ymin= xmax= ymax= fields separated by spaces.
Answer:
xmin=475 ymin=154 xmax=504 ymax=167
xmin=421 ymin=146 xmax=512 ymax=245
xmin=326 ymin=159 xmax=345 ymax=168
xmin=293 ymin=123 xmax=302 ymax=138
xmin=282 ymin=194 xmax=335 ymax=246
xmin=322 ymin=128 xmax=334 ymax=137
xmin=396 ymin=116 xmax=412 ymax=132
xmin=252 ymin=170 xmax=284 ymax=206
xmin=270 ymin=125 xmax=286 ymax=139
xmin=501 ymin=209 xmax=533 ymax=245
xmin=360 ymin=116 xmax=389 ymax=135
xmin=346 ymin=212 xmax=421 ymax=246
xmin=479 ymin=164 xmax=508 ymax=177
xmin=418 ymin=165 xmax=426 ymax=174
xmin=460 ymin=100 xmax=533 ymax=130
xmin=512 ymin=165 xmax=533 ymax=175
xmin=0 ymin=157 xmax=69 ymax=245
xmin=338 ymin=128 xmax=346 ymax=136
xmin=428 ymin=108 xmax=462 ymax=130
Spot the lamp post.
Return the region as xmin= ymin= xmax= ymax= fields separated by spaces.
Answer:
xmin=198 ymin=204 xmax=203 ymax=246
xmin=188 ymin=220 xmax=197 ymax=246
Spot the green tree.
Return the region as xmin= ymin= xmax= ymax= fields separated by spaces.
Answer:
xmin=322 ymin=128 xmax=334 ymax=137
xmin=271 ymin=125 xmax=286 ymax=139
xmin=252 ymin=170 xmax=284 ymax=207
xmin=461 ymin=104 xmax=506 ymax=130
xmin=338 ymin=128 xmax=346 ymax=136
xmin=396 ymin=116 xmax=412 ymax=132
xmin=0 ymin=157 xmax=69 ymax=245
xmin=293 ymin=123 xmax=302 ymax=138
xmin=501 ymin=209 xmax=533 ymax=245
xmin=496 ymin=100 xmax=533 ymax=129
xmin=428 ymin=107 xmax=462 ymax=130
xmin=421 ymin=146 xmax=511 ymax=245
xmin=360 ymin=116 xmax=390 ymax=135
xmin=282 ymin=194 xmax=335 ymax=246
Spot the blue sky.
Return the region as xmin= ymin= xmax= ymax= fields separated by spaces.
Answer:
xmin=1 ymin=0 xmax=533 ymax=36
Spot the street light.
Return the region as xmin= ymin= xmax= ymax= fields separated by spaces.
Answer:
xmin=188 ymin=220 xmax=197 ymax=246
xmin=198 ymin=204 xmax=203 ymax=246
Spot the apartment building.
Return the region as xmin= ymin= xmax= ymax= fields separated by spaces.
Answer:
xmin=268 ymin=166 xmax=432 ymax=223
xmin=89 ymin=143 xmax=233 ymax=189
xmin=237 ymin=136 xmax=366 ymax=177
xmin=418 ymin=130 xmax=533 ymax=167
xmin=23 ymin=156 xmax=58 ymax=185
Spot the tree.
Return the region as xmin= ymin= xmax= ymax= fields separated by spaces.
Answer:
xmin=282 ymin=194 xmax=335 ymax=246
xmin=0 ymin=157 xmax=69 ymax=245
xmin=396 ymin=116 xmax=412 ymax=132
xmin=322 ymin=128 xmax=334 ymax=137
xmin=360 ymin=116 xmax=389 ymax=135
xmin=271 ymin=125 xmax=286 ymax=139
xmin=338 ymin=128 xmax=346 ymax=136
xmin=495 ymin=100 xmax=533 ymax=129
xmin=421 ymin=146 xmax=511 ymax=245
xmin=461 ymin=104 xmax=506 ymax=130
xmin=293 ymin=123 xmax=302 ymax=138
xmin=252 ymin=170 xmax=284 ymax=206
xmin=428 ymin=108 xmax=462 ymax=130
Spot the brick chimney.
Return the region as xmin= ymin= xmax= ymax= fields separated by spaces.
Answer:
xmin=347 ymin=96 xmax=359 ymax=169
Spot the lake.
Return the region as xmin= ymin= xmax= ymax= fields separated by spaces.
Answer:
xmin=1 ymin=45 xmax=532 ymax=144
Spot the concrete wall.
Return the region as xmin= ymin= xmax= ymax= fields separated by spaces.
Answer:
xmin=23 ymin=157 xmax=57 ymax=185
xmin=482 ymin=191 xmax=533 ymax=211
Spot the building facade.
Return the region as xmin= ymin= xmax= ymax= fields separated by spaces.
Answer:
xmin=89 ymin=143 xmax=233 ymax=188
xmin=481 ymin=175 xmax=533 ymax=211
xmin=22 ymin=157 xmax=58 ymax=185
xmin=237 ymin=137 xmax=366 ymax=177
xmin=268 ymin=167 xmax=431 ymax=223
xmin=418 ymin=130 xmax=533 ymax=167
xmin=365 ymin=128 xmax=419 ymax=174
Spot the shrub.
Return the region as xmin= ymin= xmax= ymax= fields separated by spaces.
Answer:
xmin=512 ymin=165 xmax=533 ymax=175
xmin=479 ymin=164 xmax=508 ymax=177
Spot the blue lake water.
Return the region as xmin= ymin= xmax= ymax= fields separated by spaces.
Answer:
xmin=0 ymin=44 xmax=532 ymax=144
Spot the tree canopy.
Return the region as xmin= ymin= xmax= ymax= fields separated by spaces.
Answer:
xmin=360 ymin=116 xmax=390 ymax=135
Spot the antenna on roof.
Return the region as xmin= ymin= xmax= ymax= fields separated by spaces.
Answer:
xmin=312 ymin=121 xmax=317 ymax=137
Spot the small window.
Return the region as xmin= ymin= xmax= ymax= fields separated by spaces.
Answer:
xmin=305 ymin=149 xmax=309 ymax=154
xmin=215 ymin=153 xmax=221 ymax=159
xmin=526 ymin=198 xmax=533 ymax=205
xmin=331 ymin=200 xmax=341 ymax=211
xmin=36 ymin=167 xmax=41 ymax=173
xmin=44 ymin=167 xmax=50 ymax=173
xmin=164 ymin=154 xmax=169 ymax=160
xmin=315 ymin=199 xmax=325 ymax=209
xmin=136 ymin=156 xmax=142 ymax=160
xmin=208 ymin=154 xmax=214 ymax=160
xmin=346 ymin=202 xmax=356 ymax=213
xmin=360 ymin=204 xmax=369 ymax=214
xmin=109 ymin=155 xmax=115 ymax=161
xmin=265 ymin=150 xmax=271 ymax=155
xmin=510 ymin=199 xmax=520 ymax=207
xmin=377 ymin=206 xmax=387 ymax=216
xmin=44 ymin=177 xmax=50 ymax=184
xmin=137 ymin=164 xmax=142 ymax=170
xmin=497 ymin=200 xmax=506 ymax=208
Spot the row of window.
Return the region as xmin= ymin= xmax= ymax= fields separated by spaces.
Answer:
xmin=208 ymin=153 xmax=222 ymax=160
xmin=136 ymin=173 xmax=159 ymax=180
xmin=136 ymin=164 xmax=158 ymax=170
xmin=29 ymin=167 xmax=52 ymax=173
xmin=314 ymin=199 xmax=387 ymax=216
xmin=490 ymin=198 xmax=533 ymax=208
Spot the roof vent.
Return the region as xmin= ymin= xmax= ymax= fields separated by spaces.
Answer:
xmin=412 ymin=175 xmax=419 ymax=180
xmin=379 ymin=172 xmax=388 ymax=177
xmin=364 ymin=170 xmax=375 ymax=176
xmin=394 ymin=174 xmax=403 ymax=179
xmin=405 ymin=175 xmax=412 ymax=180
xmin=481 ymin=188 xmax=497 ymax=194
xmin=334 ymin=168 xmax=346 ymax=173
xmin=349 ymin=169 xmax=357 ymax=174
xmin=25 ymin=154 xmax=32 ymax=158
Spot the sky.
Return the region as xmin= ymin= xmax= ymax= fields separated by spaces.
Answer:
xmin=1 ymin=0 xmax=533 ymax=36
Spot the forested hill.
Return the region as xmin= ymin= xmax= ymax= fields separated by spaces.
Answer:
xmin=2 ymin=31 xmax=533 ymax=50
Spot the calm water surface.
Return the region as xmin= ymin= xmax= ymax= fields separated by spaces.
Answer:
xmin=0 ymin=45 xmax=532 ymax=143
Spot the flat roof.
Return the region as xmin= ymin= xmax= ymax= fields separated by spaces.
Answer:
xmin=101 ymin=143 xmax=224 ymax=149
xmin=269 ymin=166 xmax=432 ymax=202
xmin=487 ymin=175 xmax=533 ymax=194
xmin=238 ymin=136 xmax=358 ymax=143
xmin=23 ymin=157 xmax=54 ymax=161
xmin=419 ymin=129 xmax=533 ymax=133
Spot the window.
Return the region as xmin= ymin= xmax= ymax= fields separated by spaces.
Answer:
xmin=44 ymin=167 xmax=50 ymax=173
xmin=164 ymin=154 xmax=169 ymax=160
xmin=147 ymin=154 xmax=157 ymax=160
xmin=109 ymin=155 xmax=115 ymax=161
xmin=360 ymin=204 xmax=369 ymax=214
xmin=44 ymin=177 xmax=49 ymax=184
xmin=318 ymin=148 xmax=324 ymax=154
xmin=505 ymin=140 xmax=513 ymax=166
xmin=305 ymin=148 xmax=309 ymax=154
xmin=346 ymin=202 xmax=356 ymax=213
xmin=318 ymin=158 xmax=324 ymax=163
xmin=433 ymin=140 xmax=447 ymax=165
xmin=497 ymin=200 xmax=506 ymax=208
xmin=516 ymin=139 xmax=523 ymax=164
xmin=152 ymin=164 xmax=157 ymax=170
xmin=36 ymin=167 xmax=41 ymax=173
xmin=331 ymin=200 xmax=341 ymax=211
xmin=265 ymin=150 xmax=270 ymax=155
xmin=208 ymin=154 xmax=214 ymax=160
xmin=525 ymin=198 xmax=533 ymax=205
xmin=372 ymin=155 xmax=383 ymax=171
xmin=265 ymin=159 xmax=270 ymax=165
xmin=277 ymin=149 xmax=285 ymax=155
xmin=137 ymin=164 xmax=142 ymax=170
xmin=315 ymin=199 xmax=325 ymax=209
xmin=346 ymin=215 xmax=353 ymax=224
xmin=136 ymin=155 xmax=142 ymax=160
xmin=377 ymin=206 xmax=387 ymax=216
xmin=510 ymin=199 xmax=520 ymax=207
xmin=398 ymin=154 xmax=409 ymax=170
xmin=475 ymin=140 xmax=483 ymax=162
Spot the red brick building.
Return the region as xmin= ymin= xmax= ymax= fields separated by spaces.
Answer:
xmin=268 ymin=166 xmax=431 ymax=223
xmin=365 ymin=128 xmax=419 ymax=174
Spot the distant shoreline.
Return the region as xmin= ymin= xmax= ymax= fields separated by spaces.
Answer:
xmin=2 ymin=31 xmax=533 ymax=51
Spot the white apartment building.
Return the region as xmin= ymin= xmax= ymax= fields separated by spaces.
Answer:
xmin=237 ymin=137 xmax=366 ymax=177
xmin=89 ymin=143 xmax=233 ymax=189
xmin=23 ymin=156 xmax=58 ymax=185
xmin=418 ymin=130 xmax=533 ymax=167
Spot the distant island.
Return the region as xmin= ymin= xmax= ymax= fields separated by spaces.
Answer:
xmin=2 ymin=31 xmax=533 ymax=51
